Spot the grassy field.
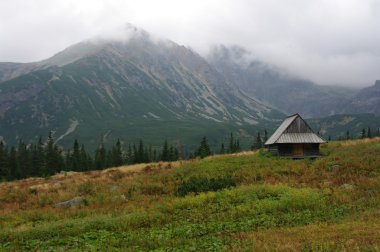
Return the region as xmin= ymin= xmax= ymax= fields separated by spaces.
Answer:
xmin=0 ymin=138 xmax=380 ymax=251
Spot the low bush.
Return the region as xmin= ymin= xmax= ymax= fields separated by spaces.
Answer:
xmin=177 ymin=177 xmax=236 ymax=196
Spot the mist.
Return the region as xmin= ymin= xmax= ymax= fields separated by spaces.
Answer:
xmin=0 ymin=0 xmax=379 ymax=87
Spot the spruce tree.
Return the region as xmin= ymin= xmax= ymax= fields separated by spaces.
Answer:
xmin=161 ymin=140 xmax=169 ymax=161
xmin=361 ymin=128 xmax=367 ymax=139
xmin=95 ymin=143 xmax=106 ymax=169
xmin=263 ymin=129 xmax=268 ymax=144
xmin=80 ymin=144 xmax=90 ymax=171
xmin=127 ymin=144 xmax=133 ymax=164
xmin=228 ymin=132 xmax=234 ymax=153
xmin=367 ymin=127 xmax=372 ymax=138
xmin=113 ymin=139 xmax=123 ymax=166
xmin=17 ymin=140 xmax=29 ymax=178
xmin=174 ymin=147 xmax=179 ymax=161
xmin=197 ymin=136 xmax=211 ymax=159
xmin=0 ymin=141 xmax=9 ymax=180
xmin=253 ymin=132 xmax=263 ymax=149
xmin=220 ymin=143 xmax=225 ymax=154
xmin=72 ymin=139 xmax=80 ymax=171
xmin=9 ymin=146 xmax=18 ymax=180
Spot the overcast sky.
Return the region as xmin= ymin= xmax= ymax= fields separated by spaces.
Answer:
xmin=0 ymin=0 xmax=379 ymax=87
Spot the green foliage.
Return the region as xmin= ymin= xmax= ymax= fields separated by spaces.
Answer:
xmin=1 ymin=139 xmax=380 ymax=251
xmin=177 ymin=177 xmax=236 ymax=196
xmin=196 ymin=136 xmax=211 ymax=158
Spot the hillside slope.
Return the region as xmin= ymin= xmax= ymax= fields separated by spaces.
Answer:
xmin=1 ymin=138 xmax=379 ymax=250
xmin=208 ymin=46 xmax=380 ymax=118
xmin=0 ymin=29 xmax=282 ymax=149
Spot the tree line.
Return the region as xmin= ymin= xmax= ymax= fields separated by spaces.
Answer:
xmin=0 ymin=131 xmax=265 ymax=182
xmin=0 ymin=133 xmax=180 ymax=182
xmin=2 ymin=127 xmax=376 ymax=182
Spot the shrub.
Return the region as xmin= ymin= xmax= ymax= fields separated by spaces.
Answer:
xmin=77 ymin=181 xmax=95 ymax=196
xmin=177 ymin=177 xmax=236 ymax=196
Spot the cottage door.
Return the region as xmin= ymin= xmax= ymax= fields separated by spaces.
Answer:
xmin=292 ymin=144 xmax=304 ymax=156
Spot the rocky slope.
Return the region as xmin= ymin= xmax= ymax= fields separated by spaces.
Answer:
xmin=0 ymin=29 xmax=282 ymax=149
xmin=207 ymin=45 xmax=366 ymax=118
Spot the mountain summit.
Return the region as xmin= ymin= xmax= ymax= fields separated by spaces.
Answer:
xmin=0 ymin=27 xmax=281 ymax=148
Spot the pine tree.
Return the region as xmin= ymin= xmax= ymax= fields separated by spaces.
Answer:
xmin=220 ymin=143 xmax=225 ymax=154
xmin=95 ymin=143 xmax=106 ymax=169
xmin=127 ymin=144 xmax=133 ymax=164
xmin=361 ymin=128 xmax=367 ymax=139
xmin=136 ymin=139 xmax=144 ymax=163
xmin=161 ymin=140 xmax=169 ymax=161
xmin=367 ymin=127 xmax=372 ymax=138
xmin=235 ymin=139 xmax=241 ymax=152
xmin=113 ymin=139 xmax=123 ymax=166
xmin=72 ymin=139 xmax=80 ymax=171
xmin=346 ymin=130 xmax=350 ymax=140
xmin=106 ymin=150 xmax=113 ymax=167
xmin=228 ymin=132 xmax=234 ymax=153
xmin=263 ymin=129 xmax=268 ymax=144
xmin=80 ymin=144 xmax=91 ymax=171
xmin=197 ymin=136 xmax=211 ymax=159
xmin=45 ymin=131 xmax=58 ymax=175
xmin=174 ymin=147 xmax=179 ymax=161
xmin=9 ymin=146 xmax=18 ymax=180
xmin=254 ymin=132 xmax=263 ymax=149
xmin=17 ymin=140 xmax=29 ymax=179
xmin=132 ymin=144 xmax=138 ymax=163
xmin=0 ymin=141 xmax=9 ymax=180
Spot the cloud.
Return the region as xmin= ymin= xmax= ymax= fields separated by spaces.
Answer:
xmin=0 ymin=0 xmax=379 ymax=87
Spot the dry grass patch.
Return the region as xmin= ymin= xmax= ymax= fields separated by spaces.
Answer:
xmin=237 ymin=210 xmax=380 ymax=252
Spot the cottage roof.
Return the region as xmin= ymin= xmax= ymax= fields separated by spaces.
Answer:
xmin=264 ymin=114 xmax=325 ymax=145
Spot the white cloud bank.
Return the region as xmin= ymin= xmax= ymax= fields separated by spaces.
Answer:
xmin=0 ymin=0 xmax=379 ymax=87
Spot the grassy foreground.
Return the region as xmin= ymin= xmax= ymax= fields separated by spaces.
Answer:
xmin=0 ymin=138 xmax=380 ymax=251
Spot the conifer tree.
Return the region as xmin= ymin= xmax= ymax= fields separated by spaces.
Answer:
xmin=17 ymin=140 xmax=29 ymax=178
xmin=71 ymin=139 xmax=81 ymax=171
xmin=9 ymin=146 xmax=18 ymax=180
xmin=197 ymin=136 xmax=211 ymax=159
xmin=252 ymin=132 xmax=263 ymax=150
xmin=80 ymin=144 xmax=91 ymax=171
xmin=367 ymin=127 xmax=372 ymax=138
xmin=361 ymin=128 xmax=367 ymax=139
xmin=161 ymin=140 xmax=169 ymax=161
xmin=127 ymin=144 xmax=133 ymax=164
xmin=113 ymin=139 xmax=123 ymax=166
xmin=263 ymin=129 xmax=268 ymax=144
xmin=95 ymin=143 xmax=106 ymax=169
xmin=220 ymin=143 xmax=225 ymax=154
xmin=174 ymin=147 xmax=179 ymax=161
xmin=0 ymin=141 xmax=9 ymax=180
xmin=228 ymin=132 xmax=234 ymax=153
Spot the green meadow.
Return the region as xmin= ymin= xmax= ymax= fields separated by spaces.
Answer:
xmin=1 ymin=138 xmax=380 ymax=251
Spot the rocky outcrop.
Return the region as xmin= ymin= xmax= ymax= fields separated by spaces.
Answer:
xmin=54 ymin=196 xmax=86 ymax=208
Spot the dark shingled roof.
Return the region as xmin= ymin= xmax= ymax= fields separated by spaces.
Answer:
xmin=265 ymin=114 xmax=326 ymax=145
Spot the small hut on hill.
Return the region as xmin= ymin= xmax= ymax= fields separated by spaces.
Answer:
xmin=264 ymin=114 xmax=326 ymax=158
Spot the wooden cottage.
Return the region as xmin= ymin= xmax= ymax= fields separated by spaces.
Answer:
xmin=264 ymin=114 xmax=326 ymax=158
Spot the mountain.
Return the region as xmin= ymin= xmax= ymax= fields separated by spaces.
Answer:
xmin=307 ymin=113 xmax=380 ymax=140
xmin=0 ymin=28 xmax=283 ymax=150
xmin=345 ymin=80 xmax=380 ymax=115
xmin=207 ymin=45 xmax=361 ymax=118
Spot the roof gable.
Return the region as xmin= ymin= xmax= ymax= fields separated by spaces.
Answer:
xmin=264 ymin=114 xmax=325 ymax=145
